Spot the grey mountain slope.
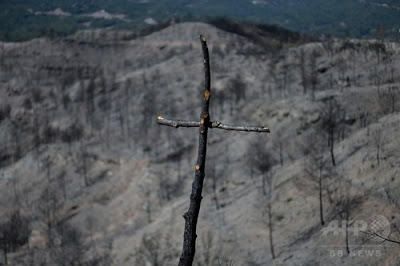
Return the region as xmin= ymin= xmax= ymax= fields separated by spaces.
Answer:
xmin=0 ymin=22 xmax=400 ymax=265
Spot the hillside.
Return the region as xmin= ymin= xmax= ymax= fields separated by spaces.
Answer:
xmin=0 ymin=22 xmax=400 ymax=265
xmin=2 ymin=0 xmax=400 ymax=41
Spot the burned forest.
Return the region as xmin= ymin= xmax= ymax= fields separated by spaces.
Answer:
xmin=0 ymin=17 xmax=400 ymax=266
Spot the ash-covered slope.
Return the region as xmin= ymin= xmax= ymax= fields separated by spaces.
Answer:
xmin=0 ymin=22 xmax=400 ymax=265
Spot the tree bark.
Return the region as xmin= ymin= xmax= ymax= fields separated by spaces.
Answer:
xmin=178 ymin=35 xmax=211 ymax=266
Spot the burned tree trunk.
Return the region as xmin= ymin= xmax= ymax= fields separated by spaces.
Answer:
xmin=267 ymin=200 xmax=275 ymax=260
xmin=157 ymin=36 xmax=270 ymax=266
xmin=345 ymin=207 xmax=350 ymax=254
xmin=178 ymin=36 xmax=211 ymax=266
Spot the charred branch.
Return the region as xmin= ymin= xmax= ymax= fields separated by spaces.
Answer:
xmin=157 ymin=116 xmax=199 ymax=128
xmin=157 ymin=116 xmax=270 ymax=133
xmin=210 ymin=121 xmax=270 ymax=133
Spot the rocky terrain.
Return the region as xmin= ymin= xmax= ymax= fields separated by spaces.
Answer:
xmin=0 ymin=22 xmax=400 ymax=265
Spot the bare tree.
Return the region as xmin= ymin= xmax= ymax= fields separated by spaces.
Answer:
xmin=0 ymin=211 xmax=30 ymax=265
xmin=137 ymin=180 xmax=154 ymax=224
xmin=371 ymin=126 xmax=383 ymax=167
xmin=83 ymin=77 xmax=96 ymax=127
xmin=100 ymin=75 xmax=113 ymax=150
xmin=135 ymin=231 xmax=179 ymax=266
xmin=79 ymin=140 xmax=90 ymax=187
xmin=309 ymin=50 xmax=318 ymax=100
xmin=116 ymin=93 xmax=126 ymax=140
xmin=124 ymin=79 xmax=133 ymax=147
xmin=299 ymin=48 xmax=307 ymax=95
xmin=304 ymin=131 xmax=327 ymax=225
xmin=142 ymin=73 xmax=155 ymax=137
xmin=195 ymin=230 xmax=224 ymax=266
xmin=86 ymin=213 xmax=98 ymax=260
xmin=36 ymin=155 xmax=66 ymax=250
xmin=229 ymin=74 xmax=246 ymax=104
xmin=52 ymin=222 xmax=85 ymax=266
xmin=248 ymin=139 xmax=276 ymax=259
xmin=37 ymin=186 xmax=61 ymax=249
xmin=324 ymin=168 xmax=365 ymax=255
xmin=299 ymin=48 xmax=319 ymax=99
xmin=137 ymin=234 xmax=159 ymax=266
xmin=60 ymin=78 xmax=70 ymax=111
xmin=321 ymin=97 xmax=342 ymax=167
xmin=10 ymin=121 xmax=22 ymax=162
xmin=377 ymin=85 xmax=400 ymax=114
xmin=157 ymin=162 xmax=185 ymax=204
xmin=0 ymin=102 xmax=10 ymax=123
xmin=56 ymin=170 xmax=68 ymax=201
xmin=205 ymin=160 xmax=220 ymax=210
xmin=273 ymin=135 xmax=284 ymax=167
xmin=335 ymin=180 xmax=351 ymax=255
xmin=280 ymin=60 xmax=290 ymax=97
xmin=358 ymin=109 xmax=369 ymax=129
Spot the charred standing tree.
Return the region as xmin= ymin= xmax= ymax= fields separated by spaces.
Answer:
xmin=299 ymin=48 xmax=307 ymax=95
xmin=371 ymin=126 xmax=383 ymax=167
xmin=206 ymin=160 xmax=220 ymax=210
xmin=0 ymin=211 xmax=30 ymax=265
xmin=309 ymin=50 xmax=318 ymax=100
xmin=321 ymin=98 xmax=342 ymax=167
xmin=157 ymin=36 xmax=270 ymax=266
xmin=334 ymin=180 xmax=352 ymax=255
xmin=248 ymin=139 xmax=276 ymax=259
xmin=304 ymin=132 xmax=327 ymax=226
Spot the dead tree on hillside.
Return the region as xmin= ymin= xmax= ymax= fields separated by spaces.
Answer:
xmin=371 ymin=126 xmax=383 ymax=167
xmin=377 ymin=85 xmax=400 ymax=114
xmin=273 ymin=135 xmax=284 ymax=167
xmin=157 ymin=36 xmax=270 ymax=266
xmin=248 ymin=139 xmax=276 ymax=259
xmin=321 ymin=98 xmax=342 ymax=167
xmin=309 ymin=50 xmax=318 ymax=100
xmin=299 ymin=49 xmax=318 ymax=99
xmin=205 ymin=160 xmax=220 ymax=210
xmin=0 ymin=211 xmax=30 ymax=265
xmin=326 ymin=172 xmax=352 ymax=254
xmin=135 ymin=230 xmax=179 ymax=266
xmin=10 ymin=122 xmax=22 ymax=161
xmin=299 ymin=48 xmax=307 ymax=95
xmin=84 ymin=77 xmax=96 ymax=126
xmin=230 ymin=74 xmax=246 ymax=104
xmin=304 ymin=132 xmax=327 ymax=226
xmin=77 ymin=140 xmax=90 ymax=187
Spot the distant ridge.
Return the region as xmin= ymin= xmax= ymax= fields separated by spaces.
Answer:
xmin=208 ymin=18 xmax=314 ymax=50
xmin=1 ymin=0 xmax=400 ymax=41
